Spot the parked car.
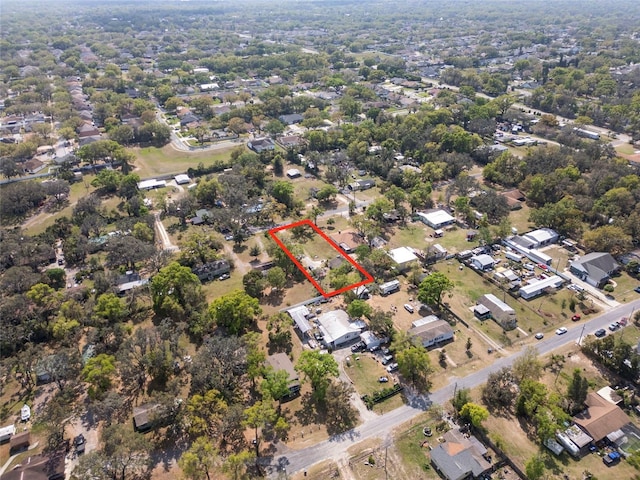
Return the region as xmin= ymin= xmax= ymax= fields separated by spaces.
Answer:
xmin=555 ymin=327 xmax=568 ymax=335
xmin=386 ymin=362 xmax=399 ymax=373
xmin=537 ymin=263 xmax=549 ymax=271
xmin=571 ymin=314 xmax=581 ymax=321
xmin=218 ymin=273 xmax=230 ymax=281
xmin=351 ymin=342 xmax=366 ymax=353
xmin=368 ymin=344 xmax=381 ymax=352
xmin=594 ymin=329 xmax=606 ymax=338
xmin=381 ymin=354 xmax=394 ymax=365
xmin=535 ymin=332 xmax=544 ymax=340
xmin=609 ymin=323 xmax=619 ymax=331
xmin=378 ymin=376 xmax=389 ymax=383
xmin=635 ymin=286 xmax=640 ymax=294
xmin=403 ymin=304 xmax=414 ymax=314
xmin=423 ymin=426 xmax=433 ymax=437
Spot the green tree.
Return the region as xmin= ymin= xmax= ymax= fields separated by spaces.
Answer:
xmin=184 ymin=389 xmax=228 ymax=438
xmin=266 ymin=266 xmax=286 ymax=291
xmin=151 ymin=262 xmax=208 ymax=334
xmin=178 ymin=437 xmax=219 ymax=480
xmin=396 ymin=345 xmax=432 ymax=391
xmin=346 ymin=299 xmax=372 ymax=319
xmin=82 ymin=354 xmax=116 ymax=399
xmin=243 ymin=397 xmax=278 ymax=456
xmin=525 ymin=454 xmax=546 ymax=480
xmin=243 ymin=270 xmax=266 ymax=298
xmin=315 ymin=185 xmax=339 ymax=203
xmin=417 ymin=272 xmax=454 ymax=307
xmin=567 ymin=369 xmax=589 ymax=413
xmin=295 ymin=350 xmax=339 ymax=402
xmin=582 ymin=225 xmax=632 ymax=256
xmin=261 ymin=368 xmax=291 ymax=404
xmin=459 ymin=402 xmax=489 ymax=428
xmin=209 ymin=289 xmax=262 ymax=335
xmin=452 ymin=388 xmax=472 ymax=413
xmin=266 ymin=312 xmax=293 ymax=353
xmin=512 ymin=346 xmax=543 ymax=383
xmin=249 ymin=244 xmax=261 ymax=259
xmin=222 ymin=450 xmax=254 ymax=480
xmin=93 ymin=293 xmax=128 ymax=324
xmin=271 ymin=180 xmax=295 ymax=208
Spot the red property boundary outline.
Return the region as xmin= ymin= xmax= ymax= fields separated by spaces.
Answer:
xmin=268 ymin=219 xmax=374 ymax=298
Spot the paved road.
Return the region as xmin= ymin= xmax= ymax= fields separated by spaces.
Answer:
xmin=267 ymin=298 xmax=640 ymax=477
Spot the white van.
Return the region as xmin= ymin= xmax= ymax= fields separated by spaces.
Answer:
xmin=523 ymin=263 xmax=535 ymax=271
xmin=403 ymin=304 xmax=415 ymax=314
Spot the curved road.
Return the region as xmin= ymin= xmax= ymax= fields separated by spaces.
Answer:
xmin=268 ymin=298 xmax=640 ymax=477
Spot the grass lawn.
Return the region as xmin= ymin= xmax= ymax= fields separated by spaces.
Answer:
xmin=343 ymin=355 xmax=405 ymax=413
xmin=132 ymin=145 xmax=235 ymax=178
xmin=615 ymin=143 xmax=637 ymax=155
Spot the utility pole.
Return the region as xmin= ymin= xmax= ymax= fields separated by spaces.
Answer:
xmin=577 ymin=323 xmax=586 ymax=346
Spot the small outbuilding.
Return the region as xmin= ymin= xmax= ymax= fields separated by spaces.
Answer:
xmin=133 ymin=404 xmax=161 ymax=433
xmin=174 ymin=174 xmax=190 ymax=185
xmin=9 ymin=431 xmax=30 ymax=453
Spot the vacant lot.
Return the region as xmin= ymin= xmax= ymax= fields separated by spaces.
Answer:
xmin=133 ymin=145 xmax=235 ymax=178
xmin=343 ymin=354 xmax=404 ymax=414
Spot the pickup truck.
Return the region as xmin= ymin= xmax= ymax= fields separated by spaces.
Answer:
xmin=603 ymin=451 xmax=621 ymax=466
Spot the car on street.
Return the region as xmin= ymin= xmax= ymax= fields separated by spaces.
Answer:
xmin=594 ymin=329 xmax=607 ymax=338
xmin=571 ymin=314 xmax=581 ymax=321
xmin=386 ymin=362 xmax=399 ymax=373
xmin=378 ymin=376 xmax=389 ymax=383
xmin=555 ymin=327 xmax=568 ymax=335
xmin=535 ymin=332 xmax=544 ymax=340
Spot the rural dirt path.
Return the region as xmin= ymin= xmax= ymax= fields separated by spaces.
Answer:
xmin=223 ymin=242 xmax=249 ymax=275
xmin=154 ymin=213 xmax=179 ymax=252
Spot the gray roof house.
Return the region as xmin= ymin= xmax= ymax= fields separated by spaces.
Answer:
xmin=569 ymin=252 xmax=620 ymax=288
xmin=430 ymin=428 xmax=492 ymax=480
xmin=248 ymin=137 xmax=275 ymax=153
xmin=266 ymin=353 xmax=300 ymax=399
xmin=278 ymin=113 xmax=304 ymax=125
xmin=191 ymin=260 xmax=231 ymax=282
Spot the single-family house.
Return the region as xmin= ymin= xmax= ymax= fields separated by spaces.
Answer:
xmin=9 ymin=431 xmax=30 ymax=453
xmin=138 ymin=179 xmax=166 ymax=190
xmin=133 ymin=403 xmax=161 ymax=433
xmin=573 ymin=392 xmax=632 ymax=443
xmin=511 ymin=228 xmax=559 ymax=249
xmin=179 ymin=113 xmax=200 ymax=127
xmin=477 ymin=294 xmax=517 ymax=330
xmin=519 ymin=275 xmax=564 ymax=299
xmin=23 ymin=159 xmax=46 ymax=174
xmin=317 ymin=310 xmax=362 ymax=349
xmin=0 ymin=453 xmax=65 ymax=480
xmin=388 ymin=246 xmax=419 ymax=271
xmin=278 ymin=113 xmax=304 ymax=125
xmin=190 ymin=208 xmax=212 ymax=225
xmin=266 ymin=353 xmax=300 ymax=399
xmin=348 ymin=179 xmax=376 ymax=191
xmin=408 ymin=319 xmax=454 ymax=348
xmin=77 ymin=123 xmax=100 ymax=138
xmin=277 ymin=135 xmax=305 ymax=149
xmin=331 ymin=230 xmax=364 ymax=253
xmin=569 ymin=252 xmax=620 ymax=289
xmin=248 ymin=137 xmax=275 ymax=153
xmin=416 ymin=209 xmax=455 ymax=230
xmin=191 ymin=260 xmax=231 ymax=282
xmin=470 ymin=254 xmax=495 ymax=271
xmin=430 ymin=428 xmax=492 ymax=480
xmin=500 ymin=189 xmax=525 ymax=210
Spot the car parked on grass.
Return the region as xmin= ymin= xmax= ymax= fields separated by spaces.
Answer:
xmin=403 ymin=304 xmax=414 ymax=313
xmin=218 ymin=273 xmax=230 ymax=281
xmin=386 ymin=362 xmax=399 ymax=373
xmin=594 ymin=329 xmax=606 ymax=338
xmin=381 ymin=354 xmax=394 ymax=365
xmin=603 ymin=451 xmax=621 ymax=466
xmin=555 ymin=327 xmax=568 ymax=335
xmin=535 ymin=332 xmax=544 ymax=340
xmin=571 ymin=314 xmax=581 ymax=321
xmin=378 ymin=376 xmax=389 ymax=383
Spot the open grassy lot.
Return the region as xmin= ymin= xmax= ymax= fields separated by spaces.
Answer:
xmin=615 ymin=143 xmax=637 ymax=155
xmin=132 ymin=144 xmax=235 ymax=178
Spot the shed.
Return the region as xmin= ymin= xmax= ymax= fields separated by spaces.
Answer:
xmin=174 ymin=174 xmax=190 ymax=185
xmin=286 ymin=168 xmax=302 ymax=178
xmin=133 ymin=404 xmax=161 ymax=433
xmin=20 ymin=405 xmax=30 ymax=422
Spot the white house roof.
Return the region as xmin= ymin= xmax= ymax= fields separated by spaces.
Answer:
xmin=523 ymin=228 xmax=558 ymax=244
xmin=21 ymin=404 xmax=31 ymax=421
xmin=0 ymin=424 xmax=15 ymax=438
xmin=480 ymin=294 xmax=514 ymax=314
xmin=174 ymin=174 xmax=190 ymax=184
xmin=286 ymin=168 xmax=301 ymax=178
xmin=288 ymin=306 xmax=312 ymax=334
xmin=388 ymin=246 xmax=418 ymax=265
xmin=317 ymin=310 xmax=360 ymax=344
xmin=138 ymin=179 xmax=166 ymax=190
xmin=471 ymin=254 xmax=494 ymax=267
xmin=411 ymin=315 xmax=440 ymax=328
xmin=418 ymin=209 xmax=455 ymax=227
xmin=519 ymin=275 xmax=563 ymax=296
